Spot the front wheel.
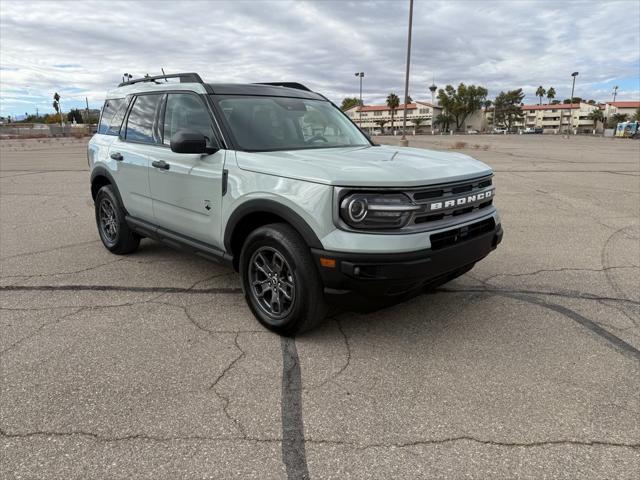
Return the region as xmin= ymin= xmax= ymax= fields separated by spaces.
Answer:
xmin=94 ymin=185 xmax=140 ymax=254
xmin=240 ymin=223 xmax=327 ymax=335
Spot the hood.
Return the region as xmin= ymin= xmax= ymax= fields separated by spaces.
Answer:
xmin=234 ymin=145 xmax=492 ymax=187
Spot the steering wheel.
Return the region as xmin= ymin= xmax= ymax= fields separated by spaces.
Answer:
xmin=306 ymin=135 xmax=329 ymax=144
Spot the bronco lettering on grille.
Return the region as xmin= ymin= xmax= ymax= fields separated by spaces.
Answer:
xmin=428 ymin=188 xmax=494 ymax=211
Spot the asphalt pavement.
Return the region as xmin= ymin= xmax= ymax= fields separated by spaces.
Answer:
xmin=1 ymin=134 xmax=639 ymax=479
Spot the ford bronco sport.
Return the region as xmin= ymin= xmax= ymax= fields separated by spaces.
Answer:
xmin=88 ymin=72 xmax=503 ymax=335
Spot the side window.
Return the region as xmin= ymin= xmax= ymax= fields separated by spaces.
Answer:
xmin=98 ymin=98 xmax=126 ymax=135
xmin=125 ymin=94 xmax=163 ymax=143
xmin=163 ymin=94 xmax=214 ymax=145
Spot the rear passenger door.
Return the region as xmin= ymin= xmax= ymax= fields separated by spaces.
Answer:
xmin=108 ymin=93 xmax=164 ymax=221
xmin=148 ymin=92 xmax=226 ymax=248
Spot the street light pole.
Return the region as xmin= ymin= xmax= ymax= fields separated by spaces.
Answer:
xmin=567 ymin=71 xmax=578 ymax=137
xmin=612 ymin=85 xmax=618 ymax=102
xmin=400 ymin=0 xmax=414 ymax=147
xmin=354 ymin=72 xmax=364 ymax=128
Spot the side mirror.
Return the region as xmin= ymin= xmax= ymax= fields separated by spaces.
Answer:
xmin=170 ymin=130 xmax=218 ymax=154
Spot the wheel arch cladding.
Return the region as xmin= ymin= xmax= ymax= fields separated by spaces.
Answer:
xmin=224 ymin=199 xmax=323 ymax=271
xmin=90 ymin=167 xmax=124 ymax=207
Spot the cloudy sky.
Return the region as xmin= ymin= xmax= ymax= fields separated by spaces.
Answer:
xmin=1 ymin=0 xmax=639 ymax=117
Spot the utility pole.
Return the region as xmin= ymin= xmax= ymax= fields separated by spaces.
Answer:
xmin=85 ymin=97 xmax=90 ymax=124
xmin=429 ymin=77 xmax=437 ymax=135
xmin=400 ymin=0 xmax=414 ymax=147
xmin=354 ymin=72 xmax=364 ymax=129
xmin=567 ymin=72 xmax=578 ymax=137
xmin=612 ymin=85 xmax=618 ymax=102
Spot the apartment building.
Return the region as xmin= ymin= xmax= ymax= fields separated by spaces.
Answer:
xmin=518 ymin=102 xmax=599 ymax=133
xmin=602 ymin=101 xmax=640 ymax=122
xmin=344 ymin=99 xmax=637 ymax=134
xmin=344 ymin=101 xmax=441 ymax=133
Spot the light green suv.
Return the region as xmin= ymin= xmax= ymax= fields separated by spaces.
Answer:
xmin=88 ymin=72 xmax=503 ymax=335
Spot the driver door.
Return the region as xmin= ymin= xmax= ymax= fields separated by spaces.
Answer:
xmin=148 ymin=92 xmax=225 ymax=249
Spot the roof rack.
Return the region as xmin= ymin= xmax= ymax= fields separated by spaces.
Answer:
xmin=255 ymin=82 xmax=312 ymax=92
xmin=118 ymin=72 xmax=204 ymax=87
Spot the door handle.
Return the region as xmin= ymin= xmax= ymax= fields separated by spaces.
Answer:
xmin=152 ymin=160 xmax=170 ymax=170
xmin=110 ymin=152 xmax=123 ymax=161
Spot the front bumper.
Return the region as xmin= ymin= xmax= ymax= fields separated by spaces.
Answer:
xmin=312 ymin=220 xmax=503 ymax=299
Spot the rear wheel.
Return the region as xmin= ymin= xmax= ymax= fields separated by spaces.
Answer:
xmin=240 ymin=223 xmax=327 ymax=335
xmin=95 ymin=185 xmax=140 ymax=254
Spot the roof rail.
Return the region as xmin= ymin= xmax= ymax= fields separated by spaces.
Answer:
xmin=255 ymin=82 xmax=312 ymax=92
xmin=118 ymin=72 xmax=204 ymax=87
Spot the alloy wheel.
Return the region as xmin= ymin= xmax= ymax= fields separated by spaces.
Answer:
xmin=248 ymin=247 xmax=295 ymax=320
xmin=99 ymin=197 xmax=118 ymax=243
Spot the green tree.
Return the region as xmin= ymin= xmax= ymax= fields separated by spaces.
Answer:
xmin=386 ymin=93 xmax=400 ymax=134
xmin=587 ymin=109 xmax=604 ymax=131
xmin=493 ymin=89 xmax=525 ymax=131
xmin=375 ymin=119 xmax=388 ymax=134
xmin=482 ymin=100 xmax=492 ymax=130
xmin=67 ymin=109 xmax=83 ymax=124
xmin=437 ymin=83 xmax=488 ymax=131
xmin=410 ymin=116 xmax=426 ymax=134
xmin=611 ymin=113 xmax=629 ymax=126
xmin=550 ymin=99 xmax=560 ymax=105
xmin=546 ymin=87 xmax=556 ymax=103
xmin=632 ymin=108 xmax=640 ymax=121
xmin=434 ymin=112 xmax=454 ymax=132
xmin=340 ymin=97 xmax=362 ymax=111
xmin=535 ymin=86 xmax=546 ymax=105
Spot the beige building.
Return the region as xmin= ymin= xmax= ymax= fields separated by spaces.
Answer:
xmin=602 ymin=101 xmax=640 ymax=123
xmin=518 ymin=102 xmax=600 ymax=133
xmin=344 ymin=102 xmax=441 ymax=134
xmin=345 ymin=99 xmax=638 ymax=135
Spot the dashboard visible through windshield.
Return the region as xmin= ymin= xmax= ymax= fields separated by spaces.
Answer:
xmin=215 ymin=96 xmax=370 ymax=151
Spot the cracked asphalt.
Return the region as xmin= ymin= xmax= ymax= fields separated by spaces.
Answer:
xmin=1 ymin=135 xmax=639 ymax=479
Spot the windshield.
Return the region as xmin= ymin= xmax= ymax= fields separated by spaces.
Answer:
xmin=215 ymin=96 xmax=370 ymax=151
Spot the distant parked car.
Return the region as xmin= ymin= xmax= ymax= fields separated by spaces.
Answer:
xmin=534 ymin=127 xmax=543 ymax=134
xmin=522 ymin=127 xmax=536 ymax=134
xmin=466 ymin=129 xmax=478 ymax=134
xmin=492 ymin=127 xmax=508 ymax=134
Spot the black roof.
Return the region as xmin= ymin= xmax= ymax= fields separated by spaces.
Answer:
xmin=208 ymin=83 xmax=326 ymax=100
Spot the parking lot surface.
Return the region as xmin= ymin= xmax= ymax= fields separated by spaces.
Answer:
xmin=1 ymin=134 xmax=639 ymax=479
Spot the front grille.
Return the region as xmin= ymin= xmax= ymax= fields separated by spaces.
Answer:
xmin=430 ymin=218 xmax=495 ymax=250
xmin=409 ymin=176 xmax=494 ymax=226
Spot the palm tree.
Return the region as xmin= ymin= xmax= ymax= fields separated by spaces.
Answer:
xmin=375 ymin=119 xmax=388 ymax=134
xmin=482 ymin=100 xmax=492 ymax=131
xmin=611 ymin=113 xmax=629 ymax=126
xmin=410 ymin=116 xmax=426 ymax=135
xmin=535 ymin=86 xmax=546 ymax=105
xmin=434 ymin=112 xmax=454 ymax=133
xmin=587 ymin=109 xmax=604 ymax=132
xmin=546 ymin=87 xmax=556 ymax=104
xmin=386 ymin=93 xmax=400 ymax=135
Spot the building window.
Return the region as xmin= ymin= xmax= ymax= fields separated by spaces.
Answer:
xmin=374 ymin=111 xmax=382 ymax=116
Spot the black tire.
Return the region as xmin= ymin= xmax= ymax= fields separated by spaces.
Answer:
xmin=239 ymin=223 xmax=328 ymax=335
xmin=94 ymin=185 xmax=140 ymax=255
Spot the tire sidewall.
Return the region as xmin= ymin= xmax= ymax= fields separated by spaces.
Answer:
xmin=95 ymin=186 xmax=124 ymax=251
xmin=240 ymin=226 xmax=315 ymax=334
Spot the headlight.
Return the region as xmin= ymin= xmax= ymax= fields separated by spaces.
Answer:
xmin=339 ymin=192 xmax=420 ymax=230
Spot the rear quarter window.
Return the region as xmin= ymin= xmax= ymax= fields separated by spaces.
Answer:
xmin=98 ymin=98 xmax=128 ymax=135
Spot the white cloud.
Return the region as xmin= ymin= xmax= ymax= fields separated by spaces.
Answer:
xmin=0 ymin=0 xmax=638 ymax=116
